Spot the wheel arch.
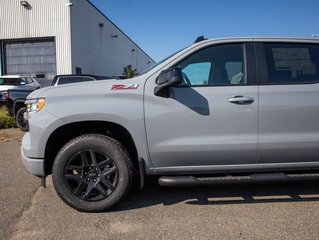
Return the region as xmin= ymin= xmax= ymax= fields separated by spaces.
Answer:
xmin=13 ymin=99 xmax=26 ymax=117
xmin=44 ymin=121 xmax=139 ymax=176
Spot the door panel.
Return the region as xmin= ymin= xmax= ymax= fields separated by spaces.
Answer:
xmin=144 ymin=85 xmax=258 ymax=168
xmin=145 ymin=43 xmax=258 ymax=167
xmin=259 ymin=85 xmax=319 ymax=163
xmin=258 ymin=43 xmax=319 ymax=163
xmin=144 ymin=43 xmax=258 ymax=168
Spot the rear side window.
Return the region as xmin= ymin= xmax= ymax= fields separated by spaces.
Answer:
xmin=26 ymin=77 xmax=33 ymax=84
xmin=58 ymin=77 xmax=78 ymax=85
xmin=0 ymin=78 xmax=18 ymax=85
xmin=58 ymin=76 xmax=95 ymax=85
xmin=264 ymin=43 xmax=319 ymax=84
xmin=80 ymin=77 xmax=95 ymax=82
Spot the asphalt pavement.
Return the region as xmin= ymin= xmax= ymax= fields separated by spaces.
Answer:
xmin=1 ymin=129 xmax=319 ymax=240
xmin=0 ymin=131 xmax=39 ymax=240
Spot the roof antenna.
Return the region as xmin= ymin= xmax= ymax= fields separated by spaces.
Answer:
xmin=193 ymin=36 xmax=207 ymax=44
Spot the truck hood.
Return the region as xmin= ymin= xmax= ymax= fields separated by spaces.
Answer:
xmin=26 ymin=78 xmax=144 ymax=99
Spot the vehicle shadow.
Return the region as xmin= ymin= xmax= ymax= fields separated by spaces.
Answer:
xmin=113 ymin=177 xmax=319 ymax=212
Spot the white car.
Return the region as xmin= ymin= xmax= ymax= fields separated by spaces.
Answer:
xmin=0 ymin=75 xmax=40 ymax=103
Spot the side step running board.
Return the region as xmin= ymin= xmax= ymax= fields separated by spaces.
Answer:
xmin=158 ymin=173 xmax=319 ymax=187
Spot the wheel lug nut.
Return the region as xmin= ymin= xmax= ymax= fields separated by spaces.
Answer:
xmin=93 ymin=179 xmax=97 ymax=182
xmin=87 ymin=178 xmax=90 ymax=181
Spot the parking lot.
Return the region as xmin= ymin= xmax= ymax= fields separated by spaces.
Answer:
xmin=1 ymin=129 xmax=319 ymax=240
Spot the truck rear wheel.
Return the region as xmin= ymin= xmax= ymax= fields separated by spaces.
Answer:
xmin=52 ymin=134 xmax=134 ymax=212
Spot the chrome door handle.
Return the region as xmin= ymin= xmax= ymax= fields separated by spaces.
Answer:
xmin=228 ymin=96 xmax=254 ymax=104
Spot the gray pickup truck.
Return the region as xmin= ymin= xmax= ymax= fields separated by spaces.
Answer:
xmin=21 ymin=37 xmax=319 ymax=212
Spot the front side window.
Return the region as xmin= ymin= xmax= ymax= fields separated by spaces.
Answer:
xmin=182 ymin=62 xmax=211 ymax=85
xmin=18 ymin=78 xmax=27 ymax=85
xmin=175 ymin=44 xmax=246 ymax=86
xmin=264 ymin=43 xmax=319 ymax=84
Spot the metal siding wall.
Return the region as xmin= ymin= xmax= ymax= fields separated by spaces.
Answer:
xmin=70 ymin=0 xmax=155 ymax=76
xmin=0 ymin=0 xmax=72 ymax=74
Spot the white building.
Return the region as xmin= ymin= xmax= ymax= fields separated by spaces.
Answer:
xmin=0 ymin=0 xmax=155 ymax=85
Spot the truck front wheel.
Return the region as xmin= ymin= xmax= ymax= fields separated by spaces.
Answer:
xmin=52 ymin=134 xmax=134 ymax=212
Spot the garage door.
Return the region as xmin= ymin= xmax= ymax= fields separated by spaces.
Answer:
xmin=4 ymin=39 xmax=56 ymax=86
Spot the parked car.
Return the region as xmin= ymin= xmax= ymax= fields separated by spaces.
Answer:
xmin=21 ymin=37 xmax=319 ymax=212
xmin=50 ymin=74 xmax=114 ymax=86
xmin=0 ymin=75 xmax=40 ymax=104
xmin=5 ymin=74 xmax=113 ymax=130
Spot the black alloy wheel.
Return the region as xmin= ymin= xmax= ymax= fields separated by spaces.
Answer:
xmin=64 ymin=149 xmax=118 ymax=201
xmin=16 ymin=107 xmax=29 ymax=131
xmin=52 ymin=134 xmax=134 ymax=212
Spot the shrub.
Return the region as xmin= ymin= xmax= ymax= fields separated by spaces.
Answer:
xmin=123 ymin=64 xmax=137 ymax=79
xmin=0 ymin=106 xmax=17 ymax=129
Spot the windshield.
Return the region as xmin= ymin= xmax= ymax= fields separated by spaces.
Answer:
xmin=0 ymin=78 xmax=18 ymax=86
xmin=138 ymin=47 xmax=187 ymax=76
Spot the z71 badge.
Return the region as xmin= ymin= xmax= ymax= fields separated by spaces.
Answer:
xmin=111 ymin=84 xmax=139 ymax=90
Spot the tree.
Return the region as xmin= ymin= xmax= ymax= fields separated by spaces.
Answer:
xmin=122 ymin=64 xmax=137 ymax=79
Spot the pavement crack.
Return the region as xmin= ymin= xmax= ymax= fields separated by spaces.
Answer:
xmin=9 ymin=183 xmax=42 ymax=240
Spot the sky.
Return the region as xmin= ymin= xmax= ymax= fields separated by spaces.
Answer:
xmin=90 ymin=0 xmax=319 ymax=62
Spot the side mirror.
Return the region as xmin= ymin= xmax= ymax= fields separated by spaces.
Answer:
xmin=19 ymin=81 xmax=26 ymax=86
xmin=154 ymin=68 xmax=183 ymax=97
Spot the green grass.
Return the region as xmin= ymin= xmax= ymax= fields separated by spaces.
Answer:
xmin=0 ymin=105 xmax=17 ymax=129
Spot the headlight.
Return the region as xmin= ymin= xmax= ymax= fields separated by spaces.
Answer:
xmin=25 ymin=98 xmax=46 ymax=113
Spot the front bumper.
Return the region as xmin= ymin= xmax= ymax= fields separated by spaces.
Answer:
xmin=19 ymin=109 xmax=65 ymax=177
xmin=20 ymin=145 xmax=45 ymax=177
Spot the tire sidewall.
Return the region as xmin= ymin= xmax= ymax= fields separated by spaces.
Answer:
xmin=16 ymin=107 xmax=29 ymax=131
xmin=52 ymin=134 xmax=132 ymax=212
